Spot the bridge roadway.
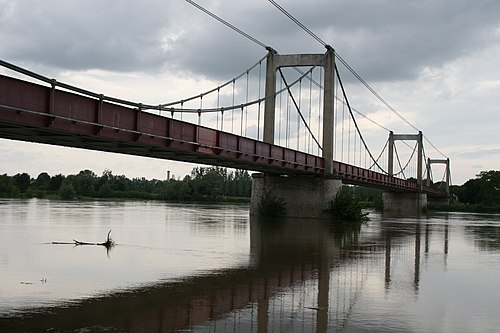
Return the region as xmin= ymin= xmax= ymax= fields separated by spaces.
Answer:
xmin=0 ymin=74 xmax=445 ymax=196
xmin=0 ymin=218 xmax=430 ymax=332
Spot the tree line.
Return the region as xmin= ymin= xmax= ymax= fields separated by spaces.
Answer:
xmin=0 ymin=166 xmax=252 ymax=202
xmin=2 ymin=167 xmax=499 ymax=211
xmin=448 ymin=170 xmax=500 ymax=212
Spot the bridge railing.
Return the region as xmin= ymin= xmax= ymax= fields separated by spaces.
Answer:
xmin=334 ymin=161 xmax=448 ymax=196
xmin=0 ymin=59 xmax=147 ymax=109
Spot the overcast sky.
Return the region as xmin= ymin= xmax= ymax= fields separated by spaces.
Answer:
xmin=1 ymin=0 xmax=499 ymax=185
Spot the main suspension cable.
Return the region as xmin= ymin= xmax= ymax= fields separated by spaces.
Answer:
xmin=268 ymin=0 xmax=327 ymax=46
xmin=186 ymin=0 xmax=268 ymax=49
xmin=336 ymin=66 xmax=387 ymax=173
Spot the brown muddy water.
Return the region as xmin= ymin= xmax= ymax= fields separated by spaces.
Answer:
xmin=1 ymin=198 xmax=500 ymax=332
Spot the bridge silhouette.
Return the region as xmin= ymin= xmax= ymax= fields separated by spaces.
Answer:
xmin=0 ymin=48 xmax=449 ymax=215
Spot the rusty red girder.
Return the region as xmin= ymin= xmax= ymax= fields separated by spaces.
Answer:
xmin=0 ymin=74 xmax=323 ymax=175
xmin=0 ymin=74 xmax=447 ymax=196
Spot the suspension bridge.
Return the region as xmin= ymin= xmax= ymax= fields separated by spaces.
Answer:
xmin=0 ymin=45 xmax=450 ymax=216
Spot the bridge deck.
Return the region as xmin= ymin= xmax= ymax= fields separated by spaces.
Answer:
xmin=0 ymin=74 xmax=446 ymax=196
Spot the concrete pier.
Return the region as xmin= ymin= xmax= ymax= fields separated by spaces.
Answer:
xmin=382 ymin=192 xmax=427 ymax=216
xmin=250 ymin=173 xmax=342 ymax=218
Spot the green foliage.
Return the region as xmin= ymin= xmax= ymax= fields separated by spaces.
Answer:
xmin=352 ymin=186 xmax=383 ymax=210
xmin=189 ymin=166 xmax=225 ymax=199
xmin=98 ymin=182 xmax=114 ymax=198
xmin=258 ymin=190 xmax=286 ymax=216
xmin=34 ymin=172 xmax=50 ymax=190
xmin=0 ymin=167 xmax=252 ymax=202
xmin=458 ymin=170 xmax=500 ymax=205
xmin=68 ymin=170 xmax=97 ymax=197
xmin=330 ymin=186 xmax=368 ymax=222
xmin=59 ymin=179 xmax=76 ymax=200
xmin=48 ymin=174 xmax=64 ymax=192
xmin=159 ymin=180 xmax=192 ymax=201
xmin=13 ymin=173 xmax=31 ymax=193
xmin=0 ymin=174 xmax=20 ymax=198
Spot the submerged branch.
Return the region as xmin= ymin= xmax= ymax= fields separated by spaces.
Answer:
xmin=53 ymin=230 xmax=115 ymax=248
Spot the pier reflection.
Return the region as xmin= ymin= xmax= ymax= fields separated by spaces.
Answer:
xmin=0 ymin=215 xmax=450 ymax=332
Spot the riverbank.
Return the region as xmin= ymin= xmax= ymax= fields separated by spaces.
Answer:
xmin=428 ymin=203 xmax=500 ymax=214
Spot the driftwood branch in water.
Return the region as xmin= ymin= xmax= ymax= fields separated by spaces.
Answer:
xmin=73 ymin=230 xmax=115 ymax=248
xmin=53 ymin=230 xmax=115 ymax=248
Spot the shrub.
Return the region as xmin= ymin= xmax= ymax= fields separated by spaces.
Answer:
xmin=258 ymin=190 xmax=286 ymax=216
xmin=330 ymin=187 xmax=368 ymax=222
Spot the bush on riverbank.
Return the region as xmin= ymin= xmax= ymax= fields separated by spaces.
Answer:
xmin=330 ymin=186 xmax=369 ymax=222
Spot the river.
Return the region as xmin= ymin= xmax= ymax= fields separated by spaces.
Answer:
xmin=1 ymin=198 xmax=500 ymax=332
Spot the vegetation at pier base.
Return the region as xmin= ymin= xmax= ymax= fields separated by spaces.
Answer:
xmin=0 ymin=166 xmax=252 ymax=203
xmin=257 ymin=190 xmax=286 ymax=217
xmin=330 ymin=186 xmax=369 ymax=222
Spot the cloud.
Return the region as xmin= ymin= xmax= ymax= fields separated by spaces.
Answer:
xmin=264 ymin=0 xmax=500 ymax=81
xmin=3 ymin=0 xmax=499 ymax=82
xmin=453 ymin=148 xmax=500 ymax=160
xmin=0 ymin=0 xmax=177 ymax=71
xmin=1 ymin=0 xmax=500 ymax=185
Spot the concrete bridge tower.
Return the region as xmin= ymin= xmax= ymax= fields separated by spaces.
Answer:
xmin=383 ymin=131 xmax=427 ymax=215
xmin=251 ymin=47 xmax=342 ymax=218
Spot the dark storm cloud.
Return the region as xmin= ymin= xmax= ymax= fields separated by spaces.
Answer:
xmin=163 ymin=0 xmax=500 ymax=82
xmin=1 ymin=0 xmax=499 ymax=82
xmin=0 ymin=0 xmax=175 ymax=71
xmin=258 ymin=0 xmax=500 ymax=81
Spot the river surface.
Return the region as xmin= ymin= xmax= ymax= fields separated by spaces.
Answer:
xmin=1 ymin=198 xmax=500 ymax=332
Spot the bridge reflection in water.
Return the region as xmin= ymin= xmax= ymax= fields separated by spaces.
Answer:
xmin=1 ymin=216 xmax=449 ymax=332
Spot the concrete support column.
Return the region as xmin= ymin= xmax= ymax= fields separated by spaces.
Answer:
xmin=263 ymin=49 xmax=277 ymax=144
xmin=250 ymin=174 xmax=342 ymax=218
xmin=426 ymin=157 xmax=432 ymax=187
xmin=322 ymin=47 xmax=335 ymax=176
xmin=382 ymin=191 xmax=427 ymax=216
xmin=388 ymin=131 xmax=394 ymax=176
xmin=417 ymin=131 xmax=423 ymax=191
xmin=445 ymin=158 xmax=450 ymax=195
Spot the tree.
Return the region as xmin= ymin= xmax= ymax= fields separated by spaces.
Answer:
xmin=34 ymin=172 xmax=51 ymax=190
xmin=458 ymin=170 xmax=500 ymax=205
xmin=159 ymin=180 xmax=192 ymax=201
xmin=48 ymin=174 xmax=64 ymax=192
xmin=98 ymin=182 xmax=114 ymax=198
xmin=189 ymin=167 xmax=226 ymax=199
xmin=13 ymin=172 xmax=31 ymax=193
xmin=0 ymin=174 xmax=20 ymax=198
xmin=69 ymin=170 xmax=97 ymax=197
xmin=59 ymin=179 xmax=76 ymax=200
